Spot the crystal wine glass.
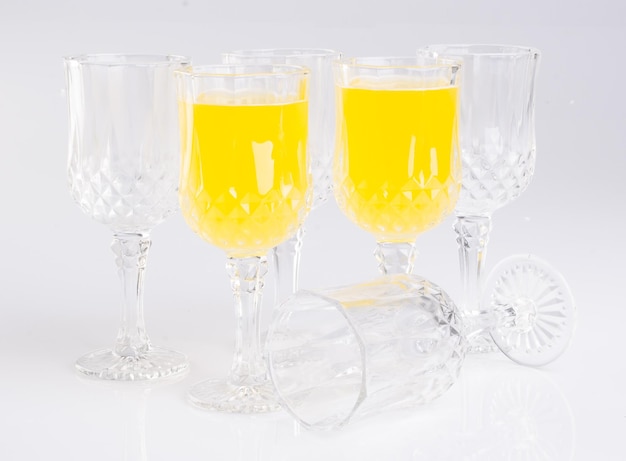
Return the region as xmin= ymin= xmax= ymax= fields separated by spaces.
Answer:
xmin=222 ymin=49 xmax=340 ymax=302
xmin=265 ymin=256 xmax=575 ymax=429
xmin=64 ymin=54 xmax=190 ymax=380
xmin=333 ymin=56 xmax=461 ymax=275
xmin=266 ymin=273 xmax=466 ymax=430
xmin=418 ymin=45 xmax=575 ymax=363
xmin=175 ymin=64 xmax=310 ymax=412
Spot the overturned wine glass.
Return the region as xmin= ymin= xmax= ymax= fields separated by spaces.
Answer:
xmin=265 ymin=256 xmax=575 ymax=430
xmin=415 ymin=45 xmax=577 ymax=361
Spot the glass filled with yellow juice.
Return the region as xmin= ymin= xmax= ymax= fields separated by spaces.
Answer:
xmin=180 ymin=93 xmax=309 ymax=257
xmin=175 ymin=64 xmax=310 ymax=413
xmin=334 ymin=57 xmax=461 ymax=274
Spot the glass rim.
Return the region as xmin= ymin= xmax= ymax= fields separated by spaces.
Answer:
xmin=420 ymin=44 xmax=540 ymax=57
xmin=175 ymin=63 xmax=311 ymax=78
xmin=224 ymin=48 xmax=341 ymax=58
xmin=268 ymin=288 xmax=366 ymax=430
xmin=63 ymin=53 xmax=191 ymax=66
xmin=336 ymin=56 xmax=461 ymax=70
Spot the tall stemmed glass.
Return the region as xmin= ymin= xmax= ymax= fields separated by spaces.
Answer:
xmin=333 ymin=56 xmax=461 ymax=275
xmin=222 ymin=49 xmax=340 ymax=302
xmin=64 ymin=54 xmax=190 ymax=380
xmin=418 ymin=45 xmax=576 ymax=365
xmin=419 ymin=45 xmax=540 ymax=353
xmin=175 ymin=64 xmax=310 ymax=412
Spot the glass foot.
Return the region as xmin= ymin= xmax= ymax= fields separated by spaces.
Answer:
xmin=188 ymin=378 xmax=281 ymax=413
xmin=483 ymin=254 xmax=576 ymax=367
xmin=75 ymin=347 xmax=189 ymax=381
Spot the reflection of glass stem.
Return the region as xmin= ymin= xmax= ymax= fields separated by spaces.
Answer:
xmin=231 ymin=417 xmax=277 ymax=461
xmin=273 ymin=226 xmax=305 ymax=305
xmin=121 ymin=388 xmax=149 ymax=461
xmin=454 ymin=216 xmax=496 ymax=352
xmin=112 ymin=233 xmax=152 ymax=357
xmin=227 ymin=257 xmax=269 ymax=386
xmin=374 ymin=241 xmax=417 ymax=275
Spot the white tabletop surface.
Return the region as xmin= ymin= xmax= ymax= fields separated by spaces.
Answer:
xmin=1 ymin=1 xmax=624 ymax=459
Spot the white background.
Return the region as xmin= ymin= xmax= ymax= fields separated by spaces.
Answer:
xmin=1 ymin=0 xmax=625 ymax=459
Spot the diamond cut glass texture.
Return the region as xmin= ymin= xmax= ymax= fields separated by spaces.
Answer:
xmin=336 ymin=172 xmax=460 ymax=242
xmin=333 ymin=63 xmax=461 ymax=243
xmin=67 ymin=61 xmax=180 ymax=232
xmin=485 ymin=255 xmax=576 ymax=366
xmin=267 ymin=274 xmax=466 ymax=430
xmin=64 ymin=54 xmax=190 ymax=381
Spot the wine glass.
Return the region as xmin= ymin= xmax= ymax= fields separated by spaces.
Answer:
xmin=221 ymin=49 xmax=340 ymax=302
xmin=333 ymin=56 xmax=461 ymax=275
xmin=175 ymin=64 xmax=310 ymax=412
xmin=265 ymin=255 xmax=576 ymax=429
xmin=419 ymin=45 xmax=576 ymax=364
xmin=64 ymin=54 xmax=190 ymax=380
xmin=266 ymin=273 xmax=466 ymax=430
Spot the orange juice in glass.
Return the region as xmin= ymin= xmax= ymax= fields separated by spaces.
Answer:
xmin=180 ymin=94 xmax=309 ymax=257
xmin=334 ymin=57 xmax=461 ymax=274
xmin=176 ymin=64 xmax=309 ymax=413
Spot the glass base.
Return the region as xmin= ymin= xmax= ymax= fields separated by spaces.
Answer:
xmin=483 ymin=254 xmax=576 ymax=367
xmin=188 ymin=378 xmax=281 ymax=414
xmin=75 ymin=347 xmax=189 ymax=381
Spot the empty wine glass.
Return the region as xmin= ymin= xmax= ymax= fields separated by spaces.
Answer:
xmin=266 ymin=273 xmax=466 ymax=430
xmin=222 ymin=49 xmax=340 ymax=302
xmin=419 ymin=45 xmax=576 ymax=364
xmin=175 ymin=64 xmax=310 ymax=412
xmin=64 ymin=54 xmax=190 ymax=380
xmin=266 ymin=254 xmax=576 ymax=430
xmin=333 ymin=56 xmax=461 ymax=275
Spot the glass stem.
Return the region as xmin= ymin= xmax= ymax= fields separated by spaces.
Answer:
xmin=464 ymin=310 xmax=497 ymax=340
xmin=454 ymin=215 xmax=492 ymax=319
xmin=273 ymin=226 xmax=305 ymax=306
xmin=374 ymin=241 xmax=417 ymax=275
xmin=111 ymin=233 xmax=152 ymax=357
xmin=226 ymin=256 xmax=269 ymax=386
xmin=464 ymin=300 xmax=520 ymax=340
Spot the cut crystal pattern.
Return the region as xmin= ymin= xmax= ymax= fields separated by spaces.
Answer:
xmin=65 ymin=54 xmax=189 ymax=381
xmin=420 ymin=46 xmax=545 ymax=360
xmin=335 ymin=173 xmax=460 ymax=242
xmin=485 ymin=255 xmax=576 ymax=366
xmin=457 ymin=147 xmax=536 ymax=215
xmin=268 ymin=274 xmax=466 ymax=430
xmin=66 ymin=61 xmax=181 ymax=233
xmin=453 ymin=216 xmax=497 ymax=353
xmin=188 ymin=256 xmax=280 ymax=413
xmin=69 ymin=164 xmax=178 ymax=232
xmin=374 ymin=241 xmax=417 ymax=275
xmin=75 ymin=347 xmax=189 ymax=381
xmin=451 ymin=47 xmax=539 ymax=216
xmin=180 ymin=182 xmax=309 ymax=256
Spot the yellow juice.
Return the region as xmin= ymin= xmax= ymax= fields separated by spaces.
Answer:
xmin=334 ymin=84 xmax=460 ymax=242
xmin=179 ymin=96 xmax=309 ymax=257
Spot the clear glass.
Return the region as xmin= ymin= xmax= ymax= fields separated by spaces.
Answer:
xmin=482 ymin=254 xmax=576 ymax=367
xmin=266 ymin=274 xmax=466 ymax=430
xmin=222 ymin=49 xmax=341 ymax=303
xmin=333 ymin=56 xmax=461 ymax=274
xmin=267 ymin=255 xmax=576 ymax=430
xmin=175 ymin=64 xmax=310 ymax=412
xmin=418 ymin=45 xmax=540 ymax=353
xmin=64 ymin=53 xmax=190 ymax=380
